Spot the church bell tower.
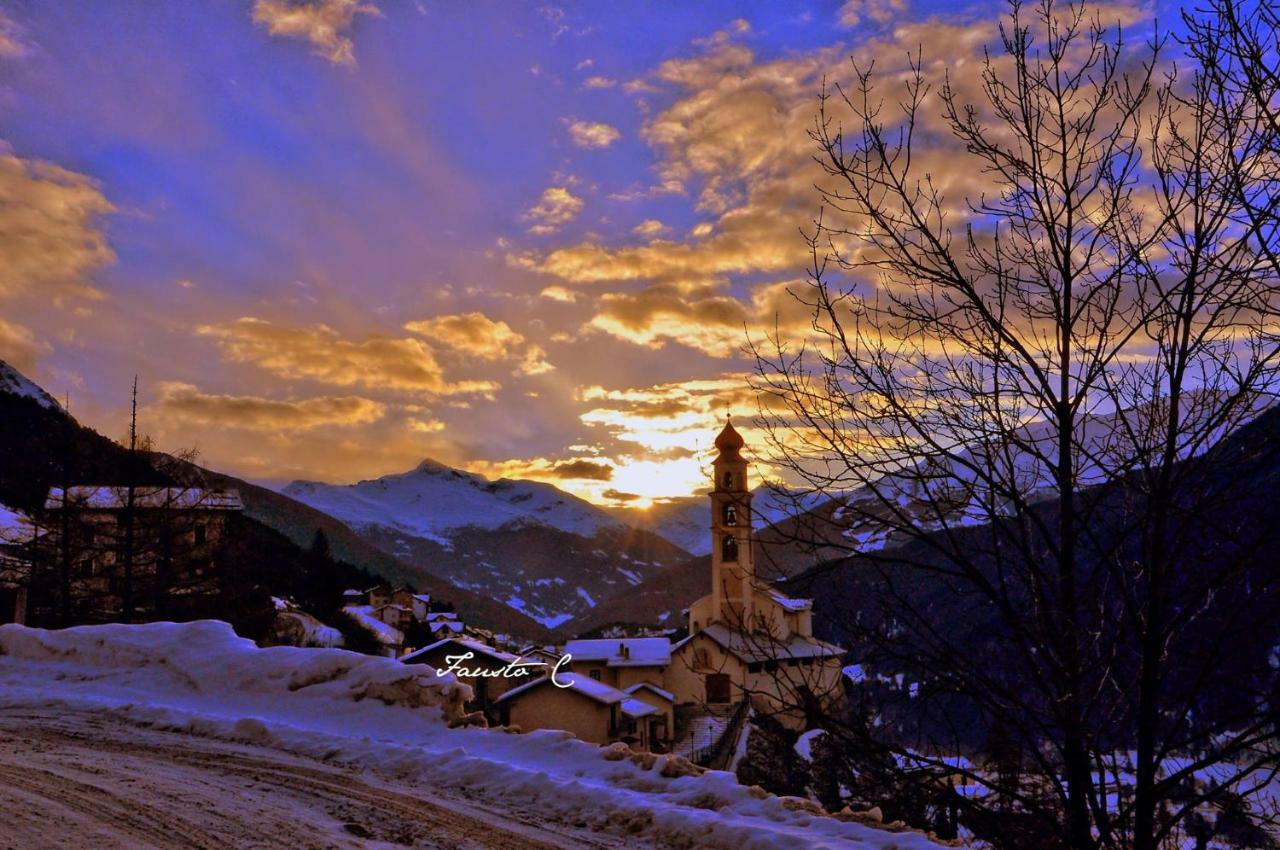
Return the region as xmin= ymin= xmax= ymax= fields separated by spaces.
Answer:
xmin=710 ymin=417 xmax=754 ymax=628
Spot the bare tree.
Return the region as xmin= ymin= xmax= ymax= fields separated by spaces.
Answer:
xmin=751 ymin=2 xmax=1280 ymax=847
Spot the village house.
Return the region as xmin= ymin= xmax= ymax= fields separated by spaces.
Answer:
xmin=35 ymin=486 xmax=243 ymax=623
xmin=391 ymin=586 xmax=431 ymax=620
xmin=495 ymin=672 xmax=664 ymax=751
xmin=562 ymin=637 xmax=670 ymax=691
xmin=402 ymin=636 xmax=535 ymax=719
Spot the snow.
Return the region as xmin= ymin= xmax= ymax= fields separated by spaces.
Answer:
xmin=564 ymin=637 xmax=672 ymax=666
xmin=620 ymin=697 xmax=659 ymax=719
xmin=0 ymin=621 xmax=949 ymax=850
xmin=497 ymin=670 xmax=628 ymax=705
xmin=0 ymin=361 xmax=60 ymax=409
xmin=342 ymin=604 xmax=404 ymax=646
xmin=795 ymin=729 xmax=826 ymax=761
xmin=532 ymin=612 xmax=573 ymax=629
xmin=576 ymin=586 xmax=597 ymax=607
xmin=625 ymin=682 xmax=675 ymax=702
xmin=402 ymin=636 xmax=519 ymax=665
xmin=281 ymin=458 xmax=624 ymax=540
xmin=0 ymin=504 xmax=33 ymax=544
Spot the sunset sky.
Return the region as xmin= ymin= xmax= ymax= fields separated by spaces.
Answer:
xmin=0 ymin=0 xmax=1163 ymax=505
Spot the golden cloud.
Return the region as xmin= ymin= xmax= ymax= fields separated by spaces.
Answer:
xmin=0 ymin=146 xmax=115 ymax=301
xmin=0 ymin=318 xmax=48 ymax=372
xmin=523 ymin=186 xmax=584 ymax=235
xmin=585 ymin=279 xmax=814 ymax=357
xmin=589 ymin=283 xmax=750 ymax=357
xmin=405 ymin=311 xmax=554 ymax=375
xmin=151 ymin=381 xmax=386 ymax=431
xmin=836 ymin=0 xmax=906 ymax=28
xmin=582 ymin=76 xmax=616 ymax=90
xmin=567 ymin=120 xmax=622 ymax=149
xmin=251 ymin=0 xmax=379 ymax=67
xmin=632 ymin=219 xmax=668 ymax=237
xmin=197 ymin=317 xmax=498 ymax=395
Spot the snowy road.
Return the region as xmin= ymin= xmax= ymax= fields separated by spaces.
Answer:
xmin=0 ymin=707 xmax=618 ymax=850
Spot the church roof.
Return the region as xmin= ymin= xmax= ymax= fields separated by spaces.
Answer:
xmin=714 ymin=417 xmax=745 ymax=457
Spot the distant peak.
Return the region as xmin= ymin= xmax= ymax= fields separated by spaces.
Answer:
xmin=0 ymin=360 xmax=63 ymax=411
xmin=410 ymin=457 xmax=457 ymax=475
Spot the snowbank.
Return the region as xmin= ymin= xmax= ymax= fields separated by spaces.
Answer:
xmin=0 ymin=621 xmax=952 ymax=850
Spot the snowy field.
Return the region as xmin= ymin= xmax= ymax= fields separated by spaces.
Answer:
xmin=0 ymin=621 xmax=953 ymax=849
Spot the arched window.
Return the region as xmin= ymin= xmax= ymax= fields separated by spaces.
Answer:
xmin=722 ymin=471 xmax=733 ymax=489
xmin=723 ymin=503 xmax=738 ymax=526
xmin=722 ymin=534 xmax=739 ymax=562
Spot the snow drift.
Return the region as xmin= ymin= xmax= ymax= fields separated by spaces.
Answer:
xmin=0 ymin=621 xmax=951 ymax=850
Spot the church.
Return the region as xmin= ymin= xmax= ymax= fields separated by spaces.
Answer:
xmin=664 ymin=418 xmax=846 ymax=726
xmin=495 ymin=418 xmax=846 ymax=750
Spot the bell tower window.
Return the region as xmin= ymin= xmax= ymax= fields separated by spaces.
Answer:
xmin=723 ymin=503 xmax=738 ymax=526
xmin=723 ymin=471 xmax=733 ymax=489
xmin=721 ymin=535 xmax=738 ymax=562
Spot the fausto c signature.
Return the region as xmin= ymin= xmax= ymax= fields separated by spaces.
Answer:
xmin=437 ymin=652 xmax=574 ymax=688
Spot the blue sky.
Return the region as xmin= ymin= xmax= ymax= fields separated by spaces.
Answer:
xmin=0 ymin=0 xmax=1170 ymax=503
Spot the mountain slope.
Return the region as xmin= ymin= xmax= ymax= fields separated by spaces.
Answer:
xmin=197 ymin=467 xmax=551 ymax=638
xmin=285 ymin=459 xmax=623 ymax=543
xmin=282 ymin=462 xmax=694 ymax=629
xmin=0 ymin=360 xmax=549 ymax=640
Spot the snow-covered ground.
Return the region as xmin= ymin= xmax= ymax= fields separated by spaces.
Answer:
xmin=0 ymin=621 xmax=951 ymax=849
xmin=282 ymin=459 xmax=624 ymax=540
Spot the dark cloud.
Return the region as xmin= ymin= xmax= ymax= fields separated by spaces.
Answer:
xmin=547 ymin=458 xmax=614 ymax=481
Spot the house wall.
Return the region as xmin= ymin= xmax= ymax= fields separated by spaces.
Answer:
xmin=503 ymin=686 xmax=615 ymax=744
xmin=612 ymin=665 xmax=666 ymax=692
xmin=626 ymin=689 xmax=674 ymax=744
xmin=667 ymin=634 xmax=749 ymax=706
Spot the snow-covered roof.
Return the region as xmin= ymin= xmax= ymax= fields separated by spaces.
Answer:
xmin=766 ymin=590 xmax=812 ymax=612
xmin=563 ymin=638 xmax=671 ymax=667
xmin=45 ymin=486 xmax=243 ymax=511
xmin=621 ymin=698 xmax=658 ymax=719
xmin=401 ymin=636 xmax=519 ymax=666
xmin=342 ymin=605 xmax=403 ymax=646
xmin=685 ymin=623 xmax=845 ymax=664
xmin=624 ymin=681 xmax=674 ymax=702
xmin=428 ymin=611 xmax=458 ymax=620
xmin=433 ymin=621 xmax=464 ymax=634
xmin=496 ymin=671 xmax=628 ymax=706
xmin=0 ymin=505 xmax=34 ymax=544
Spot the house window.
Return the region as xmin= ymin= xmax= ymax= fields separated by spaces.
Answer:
xmin=706 ymin=673 xmax=731 ymax=704
xmin=723 ymin=503 xmax=738 ymax=526
xmin=589 ymin=669 xmax=601 ymax=681
xmin=721 ymin=535 xmax=738 ymax=562
xmin=193 ymin=523 xmax=206 ymax=546
xmin=693 ymin=648 xmax=711 ymax=669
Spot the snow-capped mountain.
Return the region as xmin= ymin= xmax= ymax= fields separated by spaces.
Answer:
xmin=284 ymin=459 xmax=624 ymax=544
xmin=0 ymin=362 xmax=59 ymax=410
xmin=282 ymin=461 xmax=693 ymax=629
xmin=609 ymin=487 xmax=818 ymax=556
